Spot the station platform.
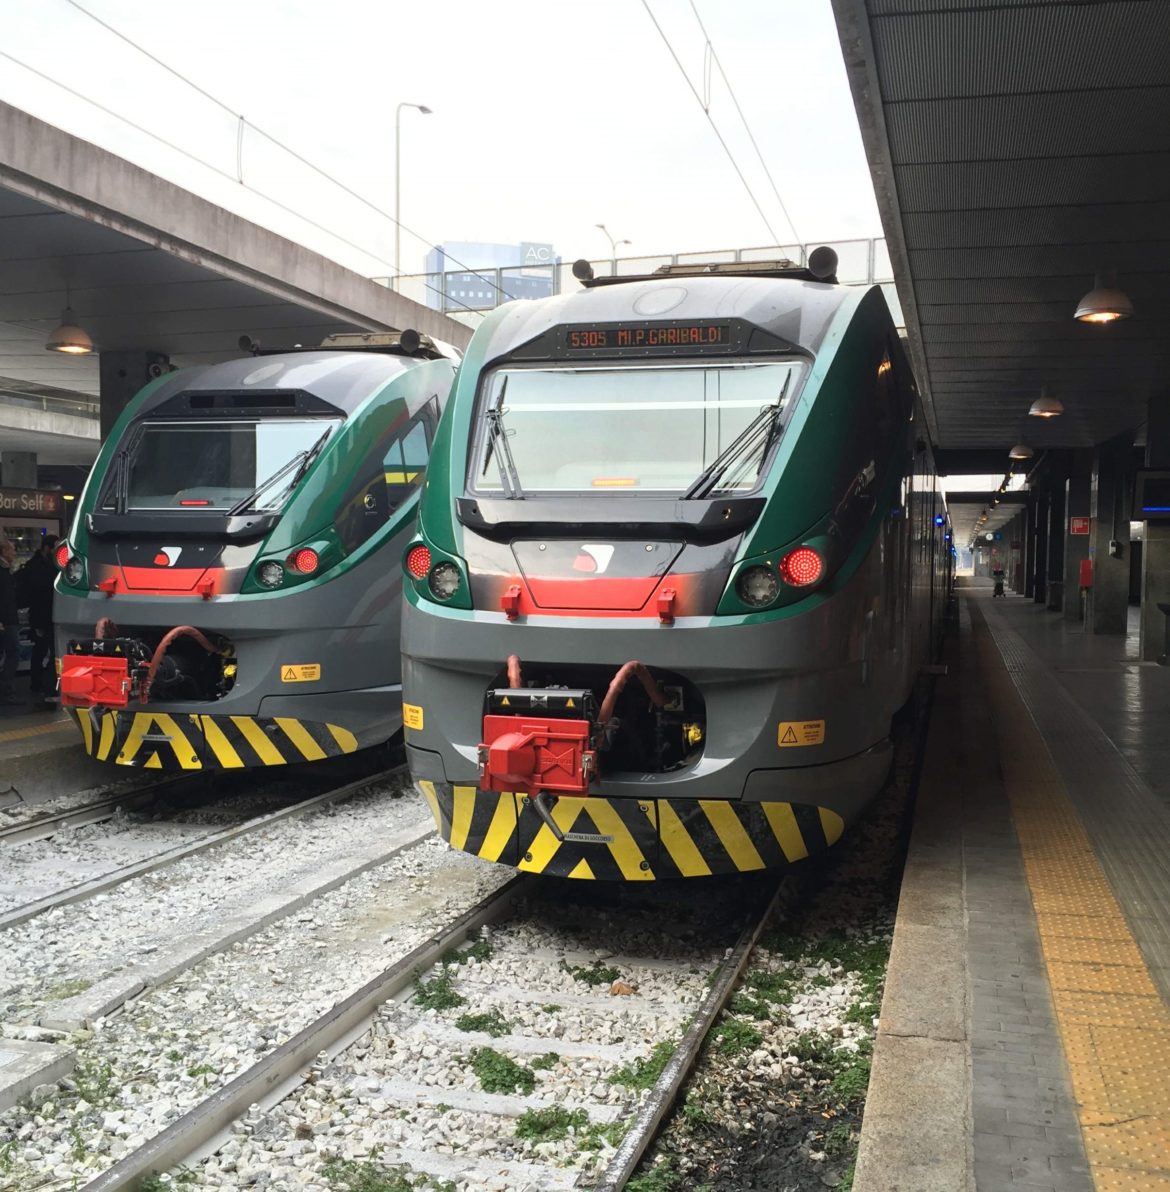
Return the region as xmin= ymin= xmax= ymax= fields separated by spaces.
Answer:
xmin=856 ymin=578 xmax=1170 ymax=1192
xmin=0 ymin=693 xmax=136 ymax=808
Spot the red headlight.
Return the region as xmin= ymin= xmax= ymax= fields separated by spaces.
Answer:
xmin=54 ymin=542 xmax=70 ymax=569
xmin=779 ymin=546 xmax=823 ymax=587
xmin=289 ymin=547 xmax=319 ymax=574
xmin=406 ymin=544 xmax=432 ymax=580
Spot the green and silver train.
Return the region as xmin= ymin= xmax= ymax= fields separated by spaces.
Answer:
xmin=401 ymin=252 xmax=951 ymax=880
xmin=53 ymin=334 xmax=457 ymax=770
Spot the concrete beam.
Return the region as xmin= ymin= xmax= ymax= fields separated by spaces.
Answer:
xmin=0 ymin=101 xmax=470 ymax=351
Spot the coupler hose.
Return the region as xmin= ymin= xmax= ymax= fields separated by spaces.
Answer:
xmin=598 ymin=660 xmax=666 ymax=728
xmin=141 ymin=625 xmax=220 ymax=704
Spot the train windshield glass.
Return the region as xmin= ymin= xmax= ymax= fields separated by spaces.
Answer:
xmin=117 ymin=419 xmax=340 ymax=511
xmin=472 ymin=361 xmax=802 ymax=496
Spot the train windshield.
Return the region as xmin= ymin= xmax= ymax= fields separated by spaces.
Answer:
xmin=471 ymin=360 xmax=802 ymax=497
xmin=114 ymin=419 xmax=340 ymax=511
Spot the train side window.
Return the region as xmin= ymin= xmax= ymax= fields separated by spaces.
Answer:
xmin=384 ymin=398 xmax=438 ymax=513
xmin=335 ymin=398 xmax=438 ymax=552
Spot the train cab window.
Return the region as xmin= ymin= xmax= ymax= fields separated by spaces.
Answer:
xmin=384 ymin=417 xmax=431 ymax=512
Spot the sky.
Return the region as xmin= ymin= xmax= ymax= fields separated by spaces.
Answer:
xmin=0 ymin=0 xmax=883 ymax=280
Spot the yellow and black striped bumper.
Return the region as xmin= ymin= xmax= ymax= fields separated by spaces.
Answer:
xmin=418 ymin=782 xmax=846 ymax=880
xmin=65 ymin=708 xmax=359 ymax=769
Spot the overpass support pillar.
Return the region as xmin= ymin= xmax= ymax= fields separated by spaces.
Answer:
xmin=1088 ymin=433 xmax=1134 ymax=635
xmin=1046 ymin=478 xmax=1065 ymax=611
xmin=1063 ymin=450 xmax=1092 ymax=623
xmin=1140 ymin=390 xmax=1170 ymax=661
xmin=1032 ymin=491 xmax=1049 ymax=604
xmin=99 ymin=351 xmax=170 ymax=441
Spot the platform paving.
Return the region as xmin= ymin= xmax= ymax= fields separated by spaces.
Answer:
xmin=856 ymin=581 xmax=1170 ymax=1190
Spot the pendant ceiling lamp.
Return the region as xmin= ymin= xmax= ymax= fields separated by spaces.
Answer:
xmin=1074 ymin=270 xmax=1133 ymax=324
xmin=45 ymin=281 xmax=94 ymax=355
xmin=1028 ymin=385 xmax=1064 ymax=419
xmin=1009 ymin=442 xmax=1034 ymax=461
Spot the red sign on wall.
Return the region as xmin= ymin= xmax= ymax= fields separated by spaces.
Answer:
xmin=1069 ymin=516 xmax=1090 ymax=535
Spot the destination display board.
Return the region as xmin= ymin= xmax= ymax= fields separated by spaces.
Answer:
xmin=564 ymin=322 xmax=733 ymax=352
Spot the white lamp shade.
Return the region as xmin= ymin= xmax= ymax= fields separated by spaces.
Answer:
xmin=1075 ymin=274 xmax=1133 ymax=323
xmin=45 ymin=308 xmax=94 ymax=355
xmin=1028 ymin=394 xmax=1064 ymax=418
xmin=1009 ymin=443 xmax=1034 ymax=460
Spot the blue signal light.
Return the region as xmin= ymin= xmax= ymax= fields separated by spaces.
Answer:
xmin=933 ymin=514 xmax=946 ymax=526
xmin=944 ymin=532 xmax=952 ymax=542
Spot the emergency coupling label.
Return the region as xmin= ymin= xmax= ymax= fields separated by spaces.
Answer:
xmin=403 ymin=703 xmax=424 ymax=730
xmin=777 ymin=720 xmax=825 ymax=747
xmin=280 ymin=664 xmax=321 ymax=683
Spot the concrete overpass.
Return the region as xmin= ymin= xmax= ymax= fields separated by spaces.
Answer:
xmin=0 ymin=99 xmax=471 ymax=488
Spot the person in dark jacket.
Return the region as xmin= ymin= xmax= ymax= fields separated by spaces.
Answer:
xmin=21 ymin=534 xmax=58 ymax=701
xmin=0 ymin=534 xmax=21 ymax=707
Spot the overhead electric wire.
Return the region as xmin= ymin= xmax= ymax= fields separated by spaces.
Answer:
xmin=52 ymin=0 xmax=518 ymax=307
xmin=686 ymin=0 xmax=801 ymax=245
xmin=639 ymin=0 xmax=786 ymax=247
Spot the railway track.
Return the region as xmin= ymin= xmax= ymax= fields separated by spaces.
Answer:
xmin=0 ymin=780 xmax=190 ymax=846
xmin=80 ymin=875 xmax=786 ymax=1191
xmin=0 ymin=765 xmax=408 ymax=931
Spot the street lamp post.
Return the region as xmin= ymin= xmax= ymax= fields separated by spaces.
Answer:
xmin=395 ymin=102 xmax=433 ymax=283
xmin=595 ymin=223 xmax=631 ymax=270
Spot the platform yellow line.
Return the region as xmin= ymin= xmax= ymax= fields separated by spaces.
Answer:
xmin=974 ymin=605 xmax=1170 ymax=1188
xmin=0 ymin=720 xmax=72 ymax=743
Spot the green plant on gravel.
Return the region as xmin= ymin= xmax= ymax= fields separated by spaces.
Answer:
xmin=787 ymin=1031 xmax=838 ymax=1069
xmin=562 ymin=959 xmax=621 ymax=986
xmin=728 ymin=992 xmax=771 ymax=1020
xmin=836 ymin=1161 xmax=856 ymax=1191
xmin=540 ymin=1003 xmax=561 ymax=1013
xmin=469 ymin=1047 xmax=535 ymax=1095
xmin=412 ymin=970 xmax=465 ymax=1012
xmin=47 ymin=978 xmax=93 ymax=1000
xmin=681 ymin=1089 xmax=714 ymax=1127
xmin=829 ymin=1053 xmax=872 ymax=1106
xmin=822 ymin=1122 xmax=855 ymax=1157
xmin=530 ymin=1051 xmax=560 ymax=1071
xmin=68 ymin=1121 xmax=86 ymax=1162
xmin=321 ymin=1156 xmax=455 ymax=1192
xmin=712 ymin=1018 xmax=762 ymax=1056
xmin=579 ymin=1119 xmax=627 ymax=1151
xmin=165 ymin=1049 xmax=183 ymax=1063
xmin=0 ymin=1139 xmax=15 ymax=1172
xmin=139 ymin=1168 xmax=198 ymax=1191
xmin=73 ymin=1056 xmax=116 ymax=1105
xmin=514 ymin=1105 xmax=588 ymax=1142
xmin=607 ymin=1040 xmax=673 ymax=1090
xmin=185 ymin=1063 xmax=216 ymax=1079
xmin=453 ymin=1009 xmax=511 ymax=1037
xmin=626 ymin=1155 xmax=682 ymax=1192
xmin=743 ymin=967 xmax=796 ymax=1004
xmin=442 ymin=934 xmax=493 ymax=966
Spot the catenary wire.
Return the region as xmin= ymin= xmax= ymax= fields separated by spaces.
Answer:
xmin=687 ymin=0 xmax=801 ymax=245
xmin=639 ymin=0 xmax=785 ymax=246
xmin=54 ymin=0 xmax=518 ymax=305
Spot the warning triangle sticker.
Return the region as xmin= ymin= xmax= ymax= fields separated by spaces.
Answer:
xmin=780 ymin=726 xmax=798 ymax=744
xmin=282 ymin=667 xmax=297 ymax=681
xmin=501 ymin=695 xmax=511 ymax=706
xmin=565 ymin=698 xmax=575 ymax=708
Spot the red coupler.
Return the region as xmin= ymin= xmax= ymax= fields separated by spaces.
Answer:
xmin=59 ymin=654 xmax=131 ymax=708
xmin=479 ymin=714 xmax=594 ymax=796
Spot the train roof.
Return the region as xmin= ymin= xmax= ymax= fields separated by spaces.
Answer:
xmin=476 ymin=273 xmax=870 ymax=367
xmin=128 ymin=349 xmax=445 ymax=419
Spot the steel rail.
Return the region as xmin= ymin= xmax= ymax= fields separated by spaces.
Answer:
xmin=0 ymin=780 xmax=189 ymax=846
xmin=0 ymin=766 xmax=407 ymax=931
xmin=589 ymin=878 xmax=788 ymax=1191
xmin=81 ymin=877 xmax=526 ymax=1192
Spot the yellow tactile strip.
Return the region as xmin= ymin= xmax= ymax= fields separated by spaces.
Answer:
xmin=973 ymin=606 xmax=1170 ymax=1188
xmin=0 ymin=719 xmax=72 ymax=744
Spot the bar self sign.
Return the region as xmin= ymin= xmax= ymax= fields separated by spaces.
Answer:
xmin=281 ymin=664 xmax=321 ymax=683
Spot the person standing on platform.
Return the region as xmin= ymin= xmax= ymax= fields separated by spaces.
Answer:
xmin=0 ymin=534 xmax=21 ymax=709
xmin=21 ymin=534 xmax=58 ymax=705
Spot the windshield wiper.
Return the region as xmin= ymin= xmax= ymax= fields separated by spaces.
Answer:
xmin=227 ymin=426 xmax=332 ymax=516
xmin=481 ymin=378 xmax=524 ymax=499
xmin=683 ymin=375 xmax=791 ymax=501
